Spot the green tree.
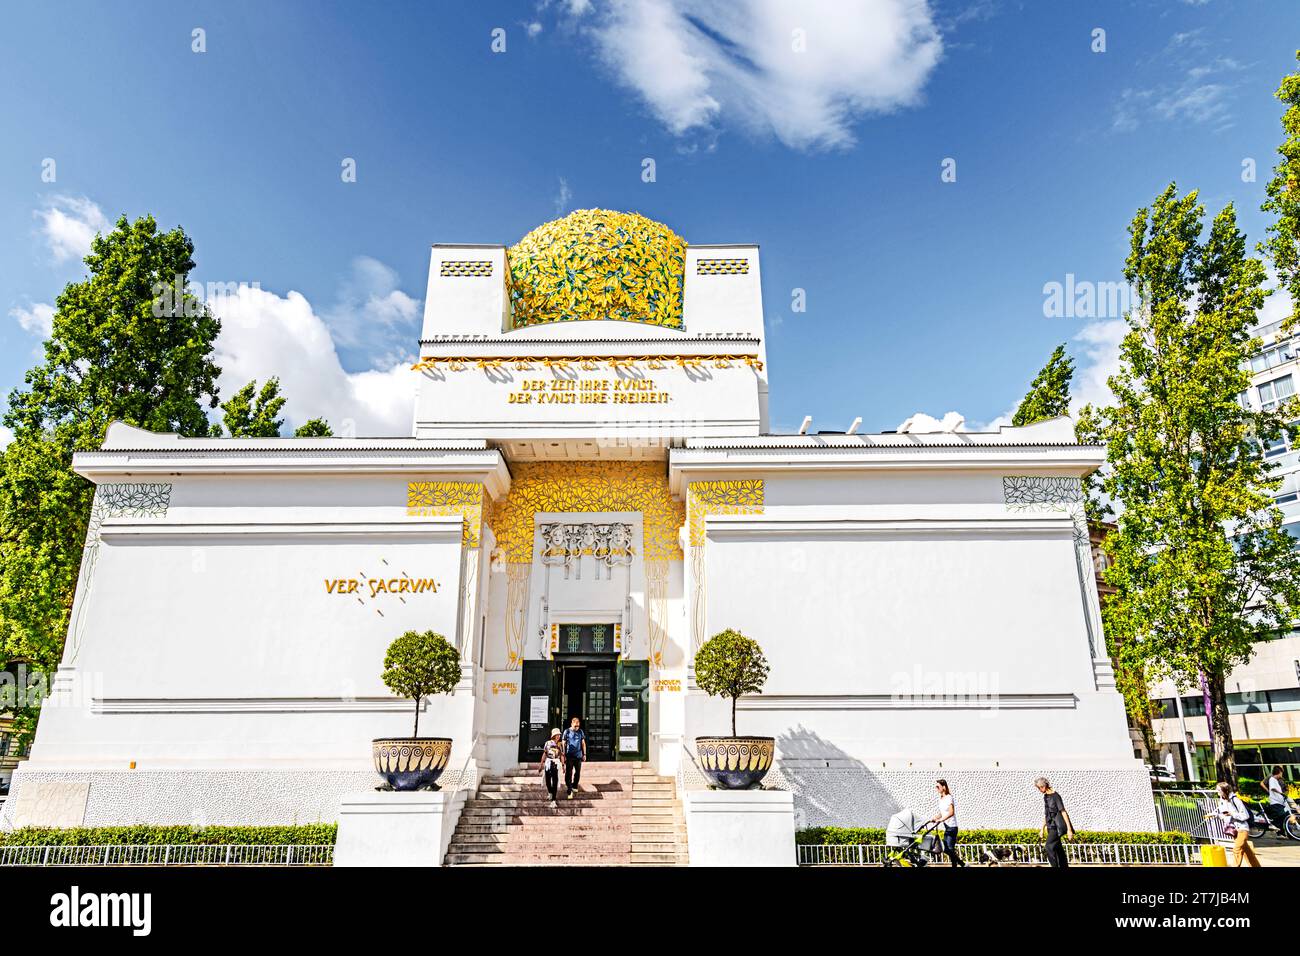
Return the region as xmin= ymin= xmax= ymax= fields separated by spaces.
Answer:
xmin=1073 ymin=403 xmax=1112 ymax=524
xmin=211 ymin=378 xmax=332 ymax=438
xmin=1097 ymin=185 xmax=1300 ymax=786
xmin=214 ymin=378 xmax=286 ymax=438
xmin=1012 ymin=345 xmax=1111 ymax=521
xmin=380 ymin=630 xmax=461 ymax=737
xmin=1012 ymin=344 xmax=1074 ymax=426
xmin=0 ymin=215 xmax=221 ymax=673
xmin=293 ymin=418 xmax=333 ymax=438
xmin=1262 ymin=51 xmax=1300 ymax=328
xmin=693 ymin=629 xmax=770 ymax=736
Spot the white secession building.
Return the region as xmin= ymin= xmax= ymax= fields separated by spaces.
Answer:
xmin=6 ymin=210 xmax=1157 ymax=832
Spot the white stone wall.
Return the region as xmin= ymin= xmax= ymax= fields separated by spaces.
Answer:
xmin=14 ymin=462 xmax=489 ymax=827
xmin=675 ymin=460 xmax=1153 ymax=832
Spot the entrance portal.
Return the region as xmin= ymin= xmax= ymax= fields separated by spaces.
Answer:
xmin=560 ymin=662 xmax=614 ymax=760
xmin=518 ymin=646 xmax=648 ymax=763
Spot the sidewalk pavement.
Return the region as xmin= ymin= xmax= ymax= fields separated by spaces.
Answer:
xmin=1248 ymin=833 xmax=1300 ymax=867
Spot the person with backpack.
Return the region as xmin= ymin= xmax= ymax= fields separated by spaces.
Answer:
xmin=1212 ymin=781 xmax=1261 ymax=866
xmin=562 ymin=715 xmax=587 ymax=798
xmin=1034 ymin=777 xmax=1076 ymax=867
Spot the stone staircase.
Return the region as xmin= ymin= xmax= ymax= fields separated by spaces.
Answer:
xmin=444 ymin=761 xmax=688 ymax=866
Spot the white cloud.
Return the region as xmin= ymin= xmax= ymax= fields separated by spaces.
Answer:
xmin=897 ymin=410 xmax=966 ymax=433
xmin=1255 ymin=284 xmax=1295 ymax=333
xmin=553 ymin=176 xmax=572 ymax=215
xmin=36 ymin=196 xmax=110 ymax=264
xmin=0 ymin=424 xmax=12 ymax=451
xmin=9 ymin=302 xmax=55 ymax=339
xmin=1070 ymin=318 xmax=1127 ymax=413
xmin=1112 ymin=51 xmax=1244 ymax=134
xmin=563 ymin=0 xmax=942 ymax=150
xmin=209 ymin=284 xmax=417 ymax=437
xmin=321 ymin=256 xmax=421 ymax=366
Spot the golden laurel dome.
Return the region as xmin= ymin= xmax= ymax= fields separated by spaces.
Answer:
xmin=508 ymin=209 xmax=686 ymax=330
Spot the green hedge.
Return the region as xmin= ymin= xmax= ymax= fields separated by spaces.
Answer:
xmin=796 ymin=826 xmax=1193 ymax=846
xmin=0 ymin=824 xmax=337 ymax=847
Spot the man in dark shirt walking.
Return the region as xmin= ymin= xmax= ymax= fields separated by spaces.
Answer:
xmin=562 ymin=716 xmax=587 ymax=798
xmin=1035 ymin=776 xmax=1076 ymax=867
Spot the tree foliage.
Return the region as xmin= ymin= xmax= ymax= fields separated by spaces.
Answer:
xmin=1096 ymin=184 xmax=1300 ymax=785
xmin=293 ymin=418 xmax=333 ymax=438
xmin=1262 ymin=50 xmax=1300 ymax=328
xmin=212 ymin=378 xmax=332 ymax=438
xmin=694 ymin=628 xmax=770 ymax=736
xmin=214 ymin=378 xmax=286 ymax=438
xmin=0 ymin=215 xmax=221 ymax=675
xmin=1012 ymin=344 xmax=1074 ymax=427
xmin=380 ymin=630 xmax=461 ymax=737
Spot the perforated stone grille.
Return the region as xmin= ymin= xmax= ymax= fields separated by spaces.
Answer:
xmin=440 ymin=260 xmax=493 ymax=277
xmin=695 ymin=258 xmax=749 ymax=275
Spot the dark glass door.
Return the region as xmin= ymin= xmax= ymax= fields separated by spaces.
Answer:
xmin=582 ymin=665 xmax=614 ymax=759
xmin=518 ymin=660 xmax=559 ymax=762
xmin=559 ymin=663 xmax=615 ymax=760
xmin=616 ymin=660 xmax=649 ymax=761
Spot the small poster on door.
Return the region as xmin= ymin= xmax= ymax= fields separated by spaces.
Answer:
xmin=619 ymin=707 xmax=637 ymax=724
xmin=619 ymin=736 xmax=638 ymax=751
xmin=529 ymin=696 xmax=548 ymax=723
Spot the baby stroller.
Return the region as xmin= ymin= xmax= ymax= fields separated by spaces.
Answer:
xmin=884 ymin=808 xmax=942 ymax=867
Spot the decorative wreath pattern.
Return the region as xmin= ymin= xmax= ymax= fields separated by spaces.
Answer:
xmin=696 ymin=737 xmax=775 ymax=773
xmin=372 ymin=738 xmax=453 ymax=774
xmin=507 ymin=209 xmax=686 ymax=330
xmin=1002 ymin=475 xmax=1087 ymax=545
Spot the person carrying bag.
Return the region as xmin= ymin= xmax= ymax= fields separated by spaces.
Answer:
xmin=1212 ymin=781 xmax=1260 ymax=867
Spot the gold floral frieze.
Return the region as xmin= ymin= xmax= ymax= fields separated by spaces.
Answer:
xmin=488 ymin=461 xmax=685 ymax=564
xmin=410 ymin=355 xmax=763 ymax=374
xmin=407 ymin=480 xmax=486 ymax=548
xmin=687 ymin=479 xmax=765 ymax=547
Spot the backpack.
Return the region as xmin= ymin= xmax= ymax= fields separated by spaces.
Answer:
xmin=563 ymin=728 xmax=585 ymax=757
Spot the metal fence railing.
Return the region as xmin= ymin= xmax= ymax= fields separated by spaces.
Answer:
xmin=0 ymin=844 xmax=334 ymax=867
xmin=796 ymin=842 xmax=1198 ymax=866
xmin=1152 ymin=789 xmax=1223 ymax=841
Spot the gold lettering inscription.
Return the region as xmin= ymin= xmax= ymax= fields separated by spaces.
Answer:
xmin=325 ymin=575 xmax=437 ymax=597
xmin=506 ymin=376 xmax=671 ymax=405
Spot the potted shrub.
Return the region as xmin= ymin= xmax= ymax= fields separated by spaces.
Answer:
xmin=372 ymin=629 xmax=462 ymax=791
xmin=693 ymin=628 xmax=774 ymax=789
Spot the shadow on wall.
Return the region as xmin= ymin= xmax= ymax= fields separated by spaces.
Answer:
xmin=777 ymin=725 xmax=904 ymax=830
xmin=775 ymin=725 xmax=1157 ymax=831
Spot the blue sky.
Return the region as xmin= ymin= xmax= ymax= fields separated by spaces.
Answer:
xmin=1 ymin=0 xmax=1297 ymax=438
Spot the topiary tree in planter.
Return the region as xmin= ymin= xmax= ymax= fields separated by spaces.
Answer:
xmin=382 ymin=629 xmax=462 ymax=737
xmin=694 ymin=628 xmax=770 ymax=736
xmin=373 ymin=630 xmax=462 ymax=791
xmin=693 ymin=628 xmax=774 ymax=789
